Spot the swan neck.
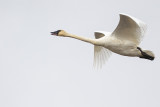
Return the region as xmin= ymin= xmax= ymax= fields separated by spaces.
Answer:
xmin=65 ymin=33 xmax=98 ymax=45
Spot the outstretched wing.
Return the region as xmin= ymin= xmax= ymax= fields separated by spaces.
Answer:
xmin=93 ymin=32 xmax=112 ymax=69
xmin=112 ymin=13 xmax=147 ymax=45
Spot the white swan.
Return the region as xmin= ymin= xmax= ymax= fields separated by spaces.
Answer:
xmin=51 ymin=13 xmax=155 ymax=68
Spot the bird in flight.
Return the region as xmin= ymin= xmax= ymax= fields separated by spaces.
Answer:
xmin=51 ymin=13 xmax=155 ymax=68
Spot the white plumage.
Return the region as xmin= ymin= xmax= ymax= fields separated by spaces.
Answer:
xmin=112 ymin=13 xmax=147 ymax=45
xmin=93 ymin=13 xmax=148 ymax=68
xmin=51 ymin=13 xmax=155 ymax=68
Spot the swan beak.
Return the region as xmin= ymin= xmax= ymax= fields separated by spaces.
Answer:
xmin=51 ymin=30 xmax=61 ymax=36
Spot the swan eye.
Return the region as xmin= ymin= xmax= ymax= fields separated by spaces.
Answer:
xmin=51 ymin=30 xmax=61 ymax=36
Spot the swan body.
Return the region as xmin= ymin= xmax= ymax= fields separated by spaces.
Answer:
xmin=95 ymin=32 xmax=139 ymax=56
xmin=51 ymin=13 xmax=155 ymax=68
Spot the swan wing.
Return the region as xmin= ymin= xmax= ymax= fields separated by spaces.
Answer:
xmin=93 ymin=46 xmax=112 ymax=69
xmin=112 ymin=13 xmax=147 ymax=45
xmin=93 ymin=32 xmax=112 ymax=69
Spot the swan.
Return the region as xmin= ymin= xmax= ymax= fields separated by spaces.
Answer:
xmin=51 ymin=13 xmax=155 ymax=68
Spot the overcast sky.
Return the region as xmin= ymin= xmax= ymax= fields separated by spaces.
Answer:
xmin=0 ymin=0 xmax=160 ymax=107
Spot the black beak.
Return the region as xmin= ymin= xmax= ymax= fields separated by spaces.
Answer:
xmin=51 ymin=30 xmax=61 ymax=36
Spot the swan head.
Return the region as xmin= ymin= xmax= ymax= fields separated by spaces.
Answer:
xmin=51 ymin=30 xmax=68 ymax=37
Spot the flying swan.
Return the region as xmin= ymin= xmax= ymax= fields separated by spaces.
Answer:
xmin=51 ymin=13 xmax=155 ymax=68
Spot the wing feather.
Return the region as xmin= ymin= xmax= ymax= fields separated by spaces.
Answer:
xmin=112 ymin=13 xmax=147 ymax=45
xmin=93 ymin=32 xmax=112 ymax=69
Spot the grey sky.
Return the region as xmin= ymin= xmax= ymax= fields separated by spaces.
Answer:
xmin=0 ymin=0 xmax=160 ymax=107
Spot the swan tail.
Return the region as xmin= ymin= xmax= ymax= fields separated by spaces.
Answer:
xmin=93 ymin=45 xmax=112 ymax=69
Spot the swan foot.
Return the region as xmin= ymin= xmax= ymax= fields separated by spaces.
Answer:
xmin=137 ymin=47 xmax=154 ymax=60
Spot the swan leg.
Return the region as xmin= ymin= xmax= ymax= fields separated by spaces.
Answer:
xmin=137 ymin=47 xmax=154 ymax=60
